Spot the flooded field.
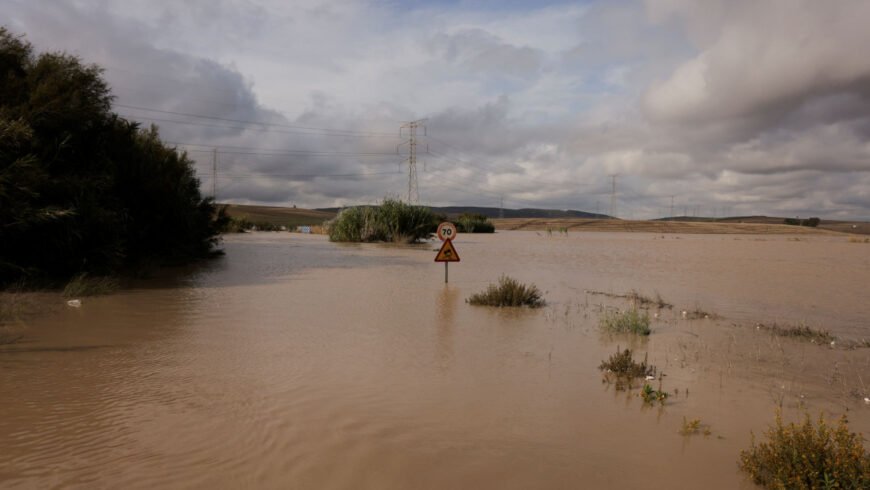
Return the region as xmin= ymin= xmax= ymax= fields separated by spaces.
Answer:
xmin=2 ymin=231 xmax=869 ymax=489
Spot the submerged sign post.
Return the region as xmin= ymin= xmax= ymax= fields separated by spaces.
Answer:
xmin=435 ymin=222 xmax=460 ymax=283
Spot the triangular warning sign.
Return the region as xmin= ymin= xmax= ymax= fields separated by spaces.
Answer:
xmin=434 ymin=238 xmax=460 ymax=262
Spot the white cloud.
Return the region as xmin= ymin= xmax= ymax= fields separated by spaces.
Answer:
xmin=3 ymin=0 xmax=870 ymax=219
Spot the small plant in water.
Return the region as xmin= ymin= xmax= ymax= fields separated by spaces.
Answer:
xmin=679 ymin=417 xmax=712 ymax=436
xmin=598 ymin=347 xmax=656 ymax=390
xmin=600 ymin=307 xmax=651 ymax=335
xmin=739 ymin=410 xmax=870 ymax=489
xmin=757 ymin=323 xmax=835 ymax=344
xmin=467 ymin=276 xmax=545 ymax=308
xmin=640 ymin=382 xmax=669 ymax=405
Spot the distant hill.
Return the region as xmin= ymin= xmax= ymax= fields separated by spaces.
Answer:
xmin=223 ymin=204 xmax=870 ymax=235
xmin=317 ymin=206 xmax=608 ymax=220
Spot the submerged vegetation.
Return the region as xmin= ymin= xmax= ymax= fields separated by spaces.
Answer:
xmin=62 ymin=273 xmax=119 ymax=297
xmin=679 ymin=417 xmax=711 ymax=437
xmin=467 ymin=275 xmax=545 ymax=308
xmin=739 ymin=411 xmax=870 ymax=489
xmin=588 ymin=289 xmax=672 ymax=309
xmin=598 ymin=347 xmax=656 ymax=390
xmin=757 ymin=323 xmax=835 ymax=344
xmin=0 ymin=28 xmax=226 ymax=287
xmin=640 ymin=382 xmax=669 ymax=405
xmin=599 ymin=308 xmax=651 ymax=335
xmin=326 ymin=199 xmax=435 ymax=243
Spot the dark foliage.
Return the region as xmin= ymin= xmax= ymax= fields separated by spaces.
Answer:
xmin=784 ymin=217 xmax=820 ymax=227
xmin=455 ymin=213 xmax=495 ymax=233
xmin=0 ymin=29 xmax=225 ymax=284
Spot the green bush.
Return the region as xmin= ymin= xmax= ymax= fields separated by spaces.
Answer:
xmin=599 ymin=308 xmax=651 ymax=335
xmin=456 ymin=213 xmax=495 ymax=233
xmin=740 ymin=411 xmax=870 ymax=489
xmin=467 ymin=275 xmax=545 ymax=308
xmin=326 ymin=199 xmax=434 ymax=243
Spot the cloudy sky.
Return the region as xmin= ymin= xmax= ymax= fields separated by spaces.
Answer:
xmin=5 ymin=0 xmax=870 ymax=219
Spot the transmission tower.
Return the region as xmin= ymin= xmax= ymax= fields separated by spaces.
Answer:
xmin=212 ymin=148 xmax=218 ymax=200
xmin=399 ymin=119 xmax=427 ymax=203
xmin=608 ymin=174 xmax=619 ymax=219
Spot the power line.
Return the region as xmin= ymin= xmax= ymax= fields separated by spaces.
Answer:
xmin=114 ymin=104 xmax=398 ymax=137
xmin=116 ymin=113 xmax=400 ymax=139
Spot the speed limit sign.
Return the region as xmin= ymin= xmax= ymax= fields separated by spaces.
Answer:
xmin=436 ymin=222 xmax=457 ymax=241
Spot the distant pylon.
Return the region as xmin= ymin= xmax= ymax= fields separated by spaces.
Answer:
xmin=399 ymin=119 xmax=427 ymax=203
xmin=608 ymin=174 xmax=618 ymax=219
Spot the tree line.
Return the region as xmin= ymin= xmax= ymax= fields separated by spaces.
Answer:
xmin=0 ymin=28 xmax=227 ymax=286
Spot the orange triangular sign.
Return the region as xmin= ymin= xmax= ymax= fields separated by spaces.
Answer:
xmin=435 ymin=239 xmax=460 ymax=262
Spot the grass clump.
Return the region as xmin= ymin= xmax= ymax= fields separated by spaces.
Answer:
xmin=600 ymin=308 xmax=651 ymax=335
xmin=327 ymin=199 xmax=434 ymax=243
xmin=739 ymin=410 xmax=870 ymax=489
xmin=758 ymin=323 xmax=834 ymax=344
xmin=467 ymin=276 xmax=545 ymax=308
xmin=62 ymin=273 xmax=119 ymax=297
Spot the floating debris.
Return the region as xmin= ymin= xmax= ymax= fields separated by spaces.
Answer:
xmin=66 ymin=299 xmax=82 ymax=308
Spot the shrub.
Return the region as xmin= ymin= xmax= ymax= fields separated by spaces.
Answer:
xmin=598 ymin=347 xmax=656 ymax=390
xmin=456 ymin=213 xmax=495 ymax=233
xmin=326 ymin=199 xmax=434 ymax=243
xmin=599 ymin=348 xmax=655 ymax=379
xmin=62 ymin=273 xmax=119 ymax=297
xmin=600 ymin=308 xmax=651 ymax=335
xmin=467 ymin=275 xmax=545 ymax=308
xmin=739 ymin=411 xmax=870 ymax=489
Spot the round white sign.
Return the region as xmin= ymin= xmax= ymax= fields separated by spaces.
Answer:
xmin=436 ymin=222 xmax=457 ymax=241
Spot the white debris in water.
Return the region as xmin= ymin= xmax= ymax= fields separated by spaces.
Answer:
xmin=864 ymin=397 xmax=870 ymax=405
xmin=681 ymin=310 xmax=687 ymax=318
xmin=66 ymin=299 xmax=82 ymax=308
xmin=645 ymin=375 xmax=656 ymax=381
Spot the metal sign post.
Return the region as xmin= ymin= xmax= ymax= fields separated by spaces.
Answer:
xmin=434 ymin=222 xmax=460 ymax=283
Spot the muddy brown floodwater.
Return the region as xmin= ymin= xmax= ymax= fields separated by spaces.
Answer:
xmin=1 ymin=232 xmax=869 ymax=489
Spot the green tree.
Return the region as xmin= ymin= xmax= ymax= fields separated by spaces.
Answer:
xmin=0 ymin=28 xmax=225 ymax=284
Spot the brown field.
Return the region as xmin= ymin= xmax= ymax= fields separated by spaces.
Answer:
xmin=491 ymin=217 xmax=856 ymax=235
xmin=222 ymin=204 xmax=336 ymax=228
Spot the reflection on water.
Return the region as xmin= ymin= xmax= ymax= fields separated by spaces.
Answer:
xmin=1 ymin=232 xmax=868 ymax=489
